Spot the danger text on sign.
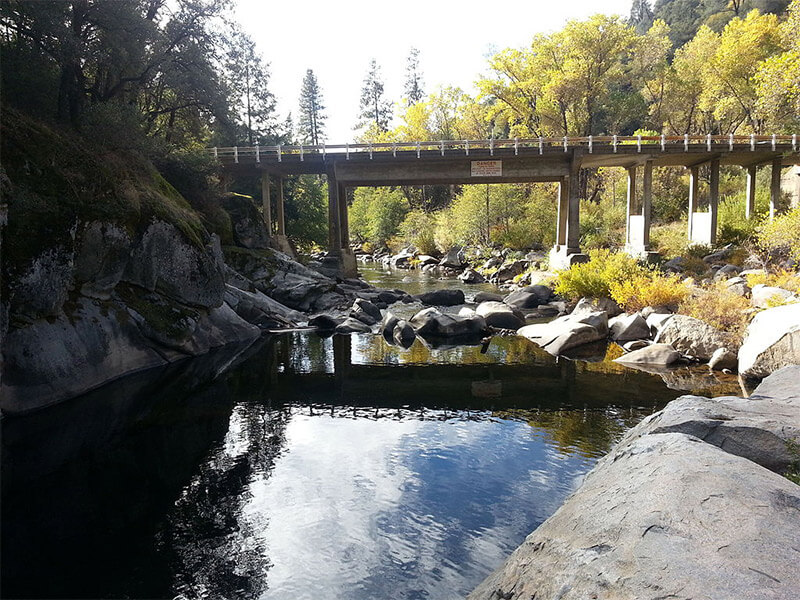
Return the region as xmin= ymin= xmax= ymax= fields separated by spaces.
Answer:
xmin=471 ymin=160 xmax=502 ymax=177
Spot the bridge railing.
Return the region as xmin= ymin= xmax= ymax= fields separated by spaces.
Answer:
xmin=209 ymin=134 xmax=798 ymax=163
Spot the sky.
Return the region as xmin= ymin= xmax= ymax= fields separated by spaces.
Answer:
xmin=234 ymin=0 xmax=633 ymax=143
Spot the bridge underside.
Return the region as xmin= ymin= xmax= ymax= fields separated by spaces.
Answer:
xmin=220 ymin=143 xmax=799 ymax=275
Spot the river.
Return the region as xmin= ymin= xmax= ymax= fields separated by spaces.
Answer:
xmin=0 ymin=265 xmax=743 ymax=599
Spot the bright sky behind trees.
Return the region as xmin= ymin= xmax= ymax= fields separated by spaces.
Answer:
xmin=235 ymin=0 xmax=632 ymax=142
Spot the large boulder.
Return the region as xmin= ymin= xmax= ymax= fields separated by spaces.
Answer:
xmin=655 ymin=314 xmax=732 ymax=361
xmin=503 ymin=285 xmax=552 ymax=309
xmin=458 ymin=268 xmax=486 ymax=284
xmin=491 ymin=259 xmax=528 ymax=284
xmin=475 ymin=301 xmax=525 ymax=330
xmin=392 ymin=320 xmax=416 ymax=348
xmin=415 ymin=289 xmax=465 ymax=307
xmin=335 ymin=317 xmax=372 ymax=334
xmin=751 ymin=284 xmax=794 ymax=308
xmin=468 ymin=432 xmax=800 ymax=600
xmin=439 ymin=246 xmax=465 ymax=269
xmin=738 ymin=303 xmax=800 ymax=379
xmin=408 ymin=307 xmax=486 ymax=339
xmin=473 ymin=291 xmax=504 ymax=303
xmin=572 ymin=296 xmax=622 ymax=317
xmin=614 ymin=343 xmax=681 ymax=366
xmin=609 ymin=313 xmax=651 ymax=342
xmin=380 ymin=311 xmax=400 ymax=339
xmin=518 ymin=310 xmax=608 ymax=355
xmin=350 ymin=298 xmax=382 ymax=325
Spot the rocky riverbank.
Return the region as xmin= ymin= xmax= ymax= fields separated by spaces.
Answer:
xmin=468 ymin=364 xmax=800 ymax=600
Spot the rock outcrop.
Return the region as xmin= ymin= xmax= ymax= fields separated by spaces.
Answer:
xmin=738 ymin=303 xmax=800 ymax=379
xmin=518 ymin=309 xmax=608 ymax=355
xmin=655 ymin=314 xmax=733 ymax=361
xmin=468 ymin=367 xmax=800 ymax=600
xmin=408 ymin=307 xmax=486 ymax=339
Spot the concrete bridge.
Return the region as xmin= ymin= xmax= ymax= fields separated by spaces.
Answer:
xmin=211 ymin=135 xmax=800 ymax=274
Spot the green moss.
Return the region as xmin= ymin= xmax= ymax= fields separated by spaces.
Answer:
xmin=222 ymin=245 xmax=279 ymax=281
xmin=116 ymin=283 xmax=199 ymax=340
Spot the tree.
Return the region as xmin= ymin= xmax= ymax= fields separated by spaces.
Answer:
xmin=756 ymin=0 xmax=800 ymax=130
xmin=630 ymin=0 xmax=655 ymax=33
xmin=298 ymin=69 xmax=326 ymax=146
xmin=404 ymin=47 xmax=424 ymax=105
xmin=356 ymin=59 xmax=392 ymax=133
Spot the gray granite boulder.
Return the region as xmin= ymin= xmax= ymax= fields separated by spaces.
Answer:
xmin=350 ymin=298 xmax=382 ymax=325
xmin=751 ymin=284 xmax=794 ymax=308
xmin=614 ymin=343 xmax=681 ymax=366
xmin=409 ymin=307 xmax=486 ymax=339
xmin=415 ymin=289 xmax=465 ymax=306
xmin=468 ymin=432 xmax=800 ymax=600
xmin=655 ymin=314 xmax=732 ymax=361
xmin=572 ymin=296 xmax=622 ymax=317
xmin=473 ymin=291 xmax=504 ymax=303
xmin=458 ymin=268 xmax=486 ymax=284
xmin=475 ymin=301 xmax=525 ymax=330
xmin=609 ymin=313 xmax=650 ymax=342
xmin=335 ymin=317 xmax=372 ymax=334
xmin=518 ymin=310 xmax=608 ymax=355
xmin=708 ymin=346 xmax=738 ymax=371
xmin=392 ymin=320 xmax=416 ymax=348
xmin=503 ymin=285 xmax=552 ymax=309
xmin=738 ymin=303 xmax=800 ymax=379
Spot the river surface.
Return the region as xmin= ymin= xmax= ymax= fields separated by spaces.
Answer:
xmin=1 ymin=265 xmax=743 ymax=600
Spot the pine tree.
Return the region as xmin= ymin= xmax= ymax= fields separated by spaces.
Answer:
xmin=404 ymin=47 xmax=425 ymax=105
xmin=357 ymin=59 xmax=392 ymax=132
xmin=630 ymin=0 xmax=655 ymax=33
xmin=298 ymin=69 xmax=326 ymax=146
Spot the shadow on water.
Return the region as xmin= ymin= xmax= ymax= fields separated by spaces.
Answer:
xmin=1 ymin=331 xmax=740 ymax=600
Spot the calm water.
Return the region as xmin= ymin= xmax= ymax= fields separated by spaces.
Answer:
xmin=1 ymin=267 xmax=744 ymax=600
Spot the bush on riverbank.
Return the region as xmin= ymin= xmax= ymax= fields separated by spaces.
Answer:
xmin=554 ymin=250 xmax=642 ymax=300
xmin=759 ymin=206 xmax=800 ymax=262
xmin=680 ymin=281 xmax=752 ymax=343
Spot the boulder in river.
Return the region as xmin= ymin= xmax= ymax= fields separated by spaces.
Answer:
xmin=458 ymin=268 xmax=486 ymax=284
xmin=392 ymin=320 xmax=416 ymax=348
xmin=572 ymin=296 xmax=622 ymax=317
xmin=473 ymin=291 xmax=504 ymax=303
xmin=380 ymin=311 xmax=400 ymax=340
xmin=655 ymin=314 xmax=732 ymax=361
xmin=503 ymin=285 xmax=552 ymax=309
xmin=409 ymin=307 xmax=487 ymax=339
xmin=517 ymin=310 xmax=608 ymax=355
xmin=609 ymin=313 xmax=651 ymax=342
xmin=614 ymin=343 xmax=681 ymax=366
xmin=335 ymin=317 xmax=373 ymax=334
xmin=415 ymin=289 xmax=465 ymax=306
xmin=475 ymin=301 xmax=525 ymax=330
xmin=350 ymin=298 xmax=382 ymax=325
xmin=439 ymin=246 xmax=466 ymax=269
xmin=738 ymin=303 xmax=800 ymax=379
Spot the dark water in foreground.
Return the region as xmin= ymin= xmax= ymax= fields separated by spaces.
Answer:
xmin=1 ymin=266 xmax=745 ymax=600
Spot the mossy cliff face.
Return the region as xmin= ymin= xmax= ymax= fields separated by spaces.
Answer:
xmin=0 ymin=110 xmax=350 ymax=414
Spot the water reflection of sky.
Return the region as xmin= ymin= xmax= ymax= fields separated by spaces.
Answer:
xmin=209 ymin=410 xmax=594 ymax=600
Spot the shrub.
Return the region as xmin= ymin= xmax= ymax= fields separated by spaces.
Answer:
xmin=554 ymin=249 xmax=644 ymax=300
xmin=610 ymin=272 xmax=690 ymax=312
xmin=399 ymin=209 xmax=438 ymax=255
xmin=758 ymin=206 xmax=800 ymax=263
xmin=744 ymin=269 xmax=800 ymax=294
xmin=680 ymin=281 xmax=751 ymax=343
xmin=580 ymin=195 xmax=626 ymax=250
xmin=651 ymin=221 xmax=689 ymax=258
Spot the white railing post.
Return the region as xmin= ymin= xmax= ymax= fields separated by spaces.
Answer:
xmin=276 ymin=145 xmax=281 ymax=162
xmin=750 ymin=133 xmax=755 ymax=151
xmin=613 ymin=135 xmax=618 ymax=153
xmin=684 ymin=134 xmax=689 ymax=152
xmin=441 ymin=139 xmax=445 ymax=156
xmin=514 ymin=137 xmax=519 ymax=155
xmin=661 ymin=134 xmax=665 ymax=151
xmin=563 ymin=136 xmax=567 ymax=152
xmin=392 ymin=142 xmax=397 ymax=157
xmin=588 ymin=135 xmax=593 ymax=153
xmin=538 ymin=136 xmax=543 ymax=154
xmin=416 ymin=141 xmax=421 ymax=158
xmin=234 ymin=146 xmax=239 ymax=163
xmin=772 ymin=134 xmax=776 ymax=151
xmin=300 ymin=144 xmax=304 ymax=161
xmin=255 ymin=144 xmax=260 ymax=162
xmin=465 ymin=140 xmax=469 ymax=156
xmin=706 ymin=134 xmax=711 ymax=152
xmin=490 ymin=137 xmax=494 ymax=156
xmin=322 ymin=145 xmax=326 ymax=159
xmin=213 ymin=147 xmax=218 ymax=159
xmin=369 ymin=143 xmax=373 ymax=159
xmin=346 ymin=143 xmax=350 ymax=160
xmin=637 ymin=134 xmax=642 ymax=152
xmin=729 ymin=133 xmax=734 ymax=151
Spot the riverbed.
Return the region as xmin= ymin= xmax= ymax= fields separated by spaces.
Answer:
xmin=1 ymin=265 xmax=744 ymax=600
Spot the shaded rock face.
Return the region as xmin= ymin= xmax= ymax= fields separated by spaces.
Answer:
xmin=475 ymin=301 xmax=525 ymax=330
xmin=739 ymin=303 xmax=800 ymax=379
xmin=220 ymin=194 xmax=270 ymax=250
xmin=503 ymin=285 xmax=552 ymax=310
xmin=609 ymin=313 xmax=650 ymax=342
xmin=614 ymin=343 xmax=680 ymax=366
xmin=655 ymin=314 xmax=732 ymax=361
xmin=415 ymin=289 xmax=465 ymax=307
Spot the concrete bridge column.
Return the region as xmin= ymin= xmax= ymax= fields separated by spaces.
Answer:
xmin=746 ymin=166 xmax=757 ymax=219
xmin=324 ymin=170 xmax=357 ymax=278
xmin=709 ymin=157 xmax=719 ymax=246
xmin=549 ymin=152 xmax=587 ymax=269
xmin=565 ymin=168 xmax=581 ymax=253
xmin=276 ymin=177 xmax=286 ymax=235
xmin=326 ymin=169 xmax=341 ymax=257
xmin=555 ymin=177 xmax=569 ymax=247
xmin=770 ymin=158 xmax=782 ymax=220
xmin=687 ymin=165 xmax=699 ymax=243
xmin=625 ymin=161 xmax=654 ymax=258
xmin=261 ymin=172 xmax=272 ymax=233
xmin=642 ymin=160 xmax=653 ymax=249
xmin=688 ymin=159 xmax=720 ymax=246
xmin=625 ymin=165 xmax=637 ymax=246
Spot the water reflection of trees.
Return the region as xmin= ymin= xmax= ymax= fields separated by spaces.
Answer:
xmin=160 ymin=402 xmax=291 ymax=600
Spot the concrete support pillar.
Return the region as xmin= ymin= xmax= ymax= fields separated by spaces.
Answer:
xmin=746 ymin=165 xmax=757 ymax=219
xmin=556 ymin=177 xmax=569 ymax=246
xmin=770 ymin=158 xmax=782 ymax=221
xmin=338 ymin=182 xmax=349 ymax=249
xmin=261 ymin=172 xmax=272 ymax=233
xmin=326 ymin=169 xmax=341 ymax=256
xmin=276 ymin=177 xmax=286 ymax=235
xmin=642 ymin=160 xmax=653 ymax=248
xmin=626 ymin=166 xmax=637 ymax=245
xmin=709 ymin=157 xmax=720 ymax=246
xmin=688 ymin=165 xmax=699 ymax=241
xmin=565 ymin=169 xmax=581 ymax=251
